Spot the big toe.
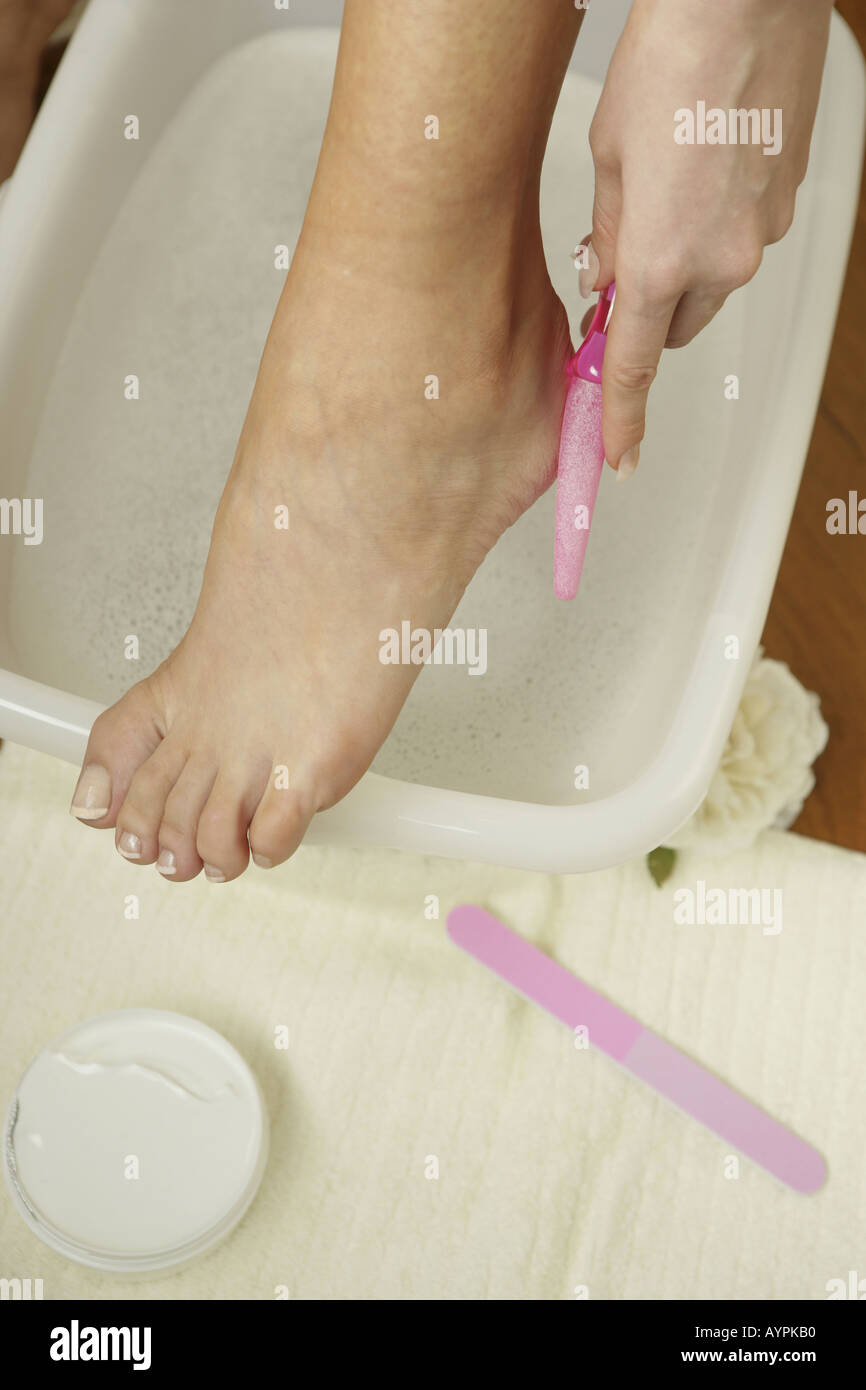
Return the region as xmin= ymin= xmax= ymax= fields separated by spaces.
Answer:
xmin=70 ymin=680 xmax=166 ymax=831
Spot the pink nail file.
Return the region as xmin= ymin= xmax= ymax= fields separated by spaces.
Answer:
xmin=554 ymin=282 xmax=615 ymax=601
xmin=447 ymin=905 xmax=827 ymax=1194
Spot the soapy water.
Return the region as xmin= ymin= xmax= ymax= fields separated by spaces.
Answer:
xmin=12 ymin=30 xmax=735 ymax=805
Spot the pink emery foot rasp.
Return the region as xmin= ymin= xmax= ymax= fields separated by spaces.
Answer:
xmin=554 ymin=281 xmax=615 ymax=601
xmin=447 ymin=905 xmax=827 ymax=1194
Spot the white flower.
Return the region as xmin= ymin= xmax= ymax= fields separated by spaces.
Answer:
xmin=667 ymin=649 xmax=828 ymax=856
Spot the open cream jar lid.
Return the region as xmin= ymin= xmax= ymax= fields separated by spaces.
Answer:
xmin=3 ymin=1009 xmax=268 ymax=1273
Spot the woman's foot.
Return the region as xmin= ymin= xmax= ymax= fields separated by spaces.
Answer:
xmin=69 ymin=0 xmax=585 ymax=880
xmin=70 ymin=222 xmax=572 ymax=881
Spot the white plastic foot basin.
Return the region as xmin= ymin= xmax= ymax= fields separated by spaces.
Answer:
xmin=0 ymin=0 xmax=863 ymax=872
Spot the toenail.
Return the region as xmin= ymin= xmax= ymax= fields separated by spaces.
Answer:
xmin=252 ymin=853 xmax=273 ymax=869
xmin=204 ymin=864 xmax=226 ymax=883
xmin=117 ymin=831 xmax=142 ymax=860
xmin=156 ymin=849 xmax=177 ymax=876
xmin=70 ymin=763 xmax=112 ymax=820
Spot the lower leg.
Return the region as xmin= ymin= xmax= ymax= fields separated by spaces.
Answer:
xmin=300 ymin=0 xmax=582 ymax=291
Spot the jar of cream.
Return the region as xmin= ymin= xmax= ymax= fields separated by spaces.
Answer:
xmin=3 ymin=1009 xmax=268 ymax=1273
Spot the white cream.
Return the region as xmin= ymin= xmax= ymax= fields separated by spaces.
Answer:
xmin=4 ymin=1011 xmax=267 ymax=1270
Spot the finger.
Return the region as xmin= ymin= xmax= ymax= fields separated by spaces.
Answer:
xmin=665 ymin=288 xmax=728 ymax=348
xmin=588 ymin=163 xmax=621 ymax=290
xmin=575 ymin=160 xmax=621 ymax=298
xmin=664 ymin=231 xmax=765 ymax=347
xmin=601 ymin=282 xmax=677 ymax=474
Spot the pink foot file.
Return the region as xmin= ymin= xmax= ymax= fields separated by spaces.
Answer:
xmin=447 ymin=905 xmax=827 ymax=1194
xmin=554 ymin=282 xmax=615 ymax=601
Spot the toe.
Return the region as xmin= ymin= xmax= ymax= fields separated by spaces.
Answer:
xmin=155 ymin=757 xmax=217 ymax=883
xmin=248 ymin=773 xmax=315 ymax=870
xmin=70 ymin=680 xmax=166 ymax=830
xmin=114 ymin=737 xmax=188 ymax=867
xmin=195 ymin=763 xmax=268 ymax=883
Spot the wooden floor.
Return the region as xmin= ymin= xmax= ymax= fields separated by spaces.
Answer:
xmin=761 ymin=0 xmax=866 ymax=851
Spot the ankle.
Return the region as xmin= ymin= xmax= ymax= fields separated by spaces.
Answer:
xmin=285 ymin=199 xmax=561 ymax=381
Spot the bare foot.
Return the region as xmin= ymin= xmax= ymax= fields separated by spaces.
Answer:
xmin=70 ymin=219 xmax=570 ymax=879
xmin=69 ymin=0 xmax=584 ymax=880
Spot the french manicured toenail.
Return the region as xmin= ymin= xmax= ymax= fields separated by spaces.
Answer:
xmin=118 ymin=831 xmax=142 ymax=860
xmin=252 ymin=853 xmax=273 ymax=869
xmin=156 ymin=849 xmax=177 ymax=876
xmin=204 ymin=864 xmax=226 ymax=882
xmin=70 ymin=764 xmax=112 ymax=820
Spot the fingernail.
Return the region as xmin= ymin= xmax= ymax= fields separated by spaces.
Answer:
xmin=576 ymin=241 xmax=600 ymax=299
xmin=70 ymin=763 xmax=111 ymax=820
xmin=252 ymin=853 xmax=273 ymax=869
xmin=617 ymin=445 xmax=640 ymax=481
xmin=156 ymin=849 xmax=176 ymax=876
xmin=204 ymin=864 xmax=226 ymax=883
xmin=117 ymin=830 xmax=141 ymax=860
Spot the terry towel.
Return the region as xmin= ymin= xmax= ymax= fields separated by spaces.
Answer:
xmin=1 ymin=741 xmax=864 ymax=1300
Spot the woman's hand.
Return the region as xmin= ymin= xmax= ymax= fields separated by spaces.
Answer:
xmin=581 ymin=0 xmax=834 ymax=475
